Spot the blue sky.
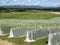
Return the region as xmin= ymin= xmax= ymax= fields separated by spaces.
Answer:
xmin=0 ymin=0 xmax=60 ymax=7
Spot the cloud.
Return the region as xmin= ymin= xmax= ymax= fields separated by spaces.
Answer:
xmin=0 ymin=0 xmax=26 ymax=5
xmin=50 ymin=2 xmax=60 ymax=7
xmin=0 ymin=0 xmax=60 ymax=7
xmin=0 ymin=0 xmax=40 ymax=6
xmin=13 ymin=0 xmax=17 ymax=1
xmin=32 ymin=2 xmax=40 ymax=5
xmin=28 ymin=0 xmax=32 ymax=2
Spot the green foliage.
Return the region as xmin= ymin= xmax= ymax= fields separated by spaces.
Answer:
xmin=0 ymin=7 xmax=26 ymax=13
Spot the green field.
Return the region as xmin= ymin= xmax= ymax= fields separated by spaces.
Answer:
xmin=0 ymin=11 xmax=60 ymax=45
xmin=0 ymin=11 xmax=60 ymax=19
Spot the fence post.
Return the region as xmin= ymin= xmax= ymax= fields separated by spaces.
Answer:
xmin=9 ymin=28 xmax=14 ymax=38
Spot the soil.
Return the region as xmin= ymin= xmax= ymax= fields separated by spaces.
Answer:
xmin=0 ymin=39 xmax=14 ymax=45
xmin=49 ymin=12 xmax=60 ymax=14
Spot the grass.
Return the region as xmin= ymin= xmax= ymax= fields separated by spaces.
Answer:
xmin=0 ymin=11 xmax=60 ymax=19
xmin=0 ymin=35 xmax=48 ymax=45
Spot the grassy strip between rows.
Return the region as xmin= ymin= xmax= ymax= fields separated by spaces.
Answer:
xmin=0 ymin=35 xmax=48 ymax=45
xmin=0 ymin=11 xmax=60 ymax=19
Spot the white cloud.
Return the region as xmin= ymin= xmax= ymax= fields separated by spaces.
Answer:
xmin=34 ymin=2 xmax=40 ymax=5
xmin=0 ymin=0 xmax=46 ymax=6
xmin=0 ymin=0 xmax=60 ymax=7
xmin=28 ymin=0 xmax=32 ymax=2
xmin=0 ymin=0 xmax=26 ymax=5
xmin=13 ymin=0 xmax=17 ymax=1
xmin=50 ymin=2 xmax=60 ymax=7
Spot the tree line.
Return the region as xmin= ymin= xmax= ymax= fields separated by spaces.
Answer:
xmin=0 ymin=7 xmax=60 ymax=13
xmin=0 ymin=7 xmax=26 ymax=13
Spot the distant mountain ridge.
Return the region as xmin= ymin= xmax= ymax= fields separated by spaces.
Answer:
xmin=0 ymin=5 xmax=60 ymax=9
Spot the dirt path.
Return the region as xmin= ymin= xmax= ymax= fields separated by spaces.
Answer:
xmin=48 ymin=12 xmax=60 ymax=14
xmin=0 ymin=39 xmax=14 ymax=45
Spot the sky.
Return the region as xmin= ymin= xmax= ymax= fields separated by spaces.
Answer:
xmin=0 ymin=0 xmax=60 ymax=7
